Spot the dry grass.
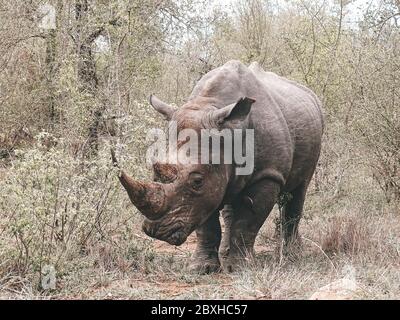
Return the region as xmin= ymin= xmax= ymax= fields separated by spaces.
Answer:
xmin=0 ymin=192 xmax=398 ymax=300
xmin=321 ymin=217 xmax=369 ymax=256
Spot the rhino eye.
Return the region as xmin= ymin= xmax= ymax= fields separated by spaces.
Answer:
xmin=189 ymin=173 xmax=204 ymax=190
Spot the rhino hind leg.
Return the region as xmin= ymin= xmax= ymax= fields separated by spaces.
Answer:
xmin=189 ymin=211 xmax=222 ymax=274
xmin=220 ymin=180 xmax=281 ymax=272
xmin=281 ymin=180 xmax=310 ymax=254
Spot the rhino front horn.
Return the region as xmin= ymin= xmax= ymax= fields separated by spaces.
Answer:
xmin=118 ymin=170 xmax=166 ymax=220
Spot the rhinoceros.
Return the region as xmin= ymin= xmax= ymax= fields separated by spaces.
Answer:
xmin=112 ymin=60 xmax=324 ymax=273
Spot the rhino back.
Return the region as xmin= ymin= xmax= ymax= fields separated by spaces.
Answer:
xmin=191 ymin=60 xmax=324 ymax=191
xmin=248 ymin=62 xmax=324 ymax=190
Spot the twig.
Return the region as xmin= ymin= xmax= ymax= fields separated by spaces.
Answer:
xmin=302 ymin=236 xmax=337 ymax=273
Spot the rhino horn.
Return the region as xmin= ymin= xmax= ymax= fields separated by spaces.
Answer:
xmin=118 ymin=170 xmax=166 ymax=220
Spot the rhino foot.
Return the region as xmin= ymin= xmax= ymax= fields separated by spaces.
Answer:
xmin=189 ymin=251 xmax=221 ymax=274
xmin=219 ymin=246 xmax=254 ymax=273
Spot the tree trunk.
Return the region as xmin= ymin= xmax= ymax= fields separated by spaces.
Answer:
xmin=75 ymin=0 xmax=103 ymax=156
xmin=45 ymin=28 xmax=57 ymax=124
xmin=45 ymin=1 xmax=63 ymax=127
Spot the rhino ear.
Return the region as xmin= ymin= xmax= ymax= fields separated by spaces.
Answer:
xmin=211 ymin=97 xmax=255 ymax=125
xmin=149 ymin=94 xmax=176 ymax=120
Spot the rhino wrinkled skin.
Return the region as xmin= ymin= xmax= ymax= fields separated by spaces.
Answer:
xmin=115 ymin=60 xmax=324 ymax=273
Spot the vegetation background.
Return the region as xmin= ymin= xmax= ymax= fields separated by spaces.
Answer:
xmin=0 ymin=0 xmax=399 ymax=299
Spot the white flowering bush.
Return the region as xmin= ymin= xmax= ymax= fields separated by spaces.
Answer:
xmin=1 ymin=145 xmax=105 ymax=270
xmin=0 ymin=98 xmax=167 ymax=292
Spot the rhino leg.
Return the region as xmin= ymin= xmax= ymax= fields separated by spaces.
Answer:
xmin=281 ymin=181 xmax=309 ymax=253
xmin=220 ymin=180 xmax=281 ymax=272
xmin=189 ymin=211 xmax=221 ymax=274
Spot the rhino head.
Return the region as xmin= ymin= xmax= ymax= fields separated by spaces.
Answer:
xmin=115 ymin=95 xmax=255 ymax=246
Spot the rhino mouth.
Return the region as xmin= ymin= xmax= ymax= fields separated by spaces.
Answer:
xmin=142 ymin=218 xmax=189 ymax=246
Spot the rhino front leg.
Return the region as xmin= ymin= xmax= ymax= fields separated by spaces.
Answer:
xmin=220 ymin=179 xmax=281 ymax=272
xmin=189 ymin=211 xmax=221 ymax=274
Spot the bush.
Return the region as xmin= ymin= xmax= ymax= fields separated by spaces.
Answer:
xmin=0 ymin=133 xmax=128 ymax=284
